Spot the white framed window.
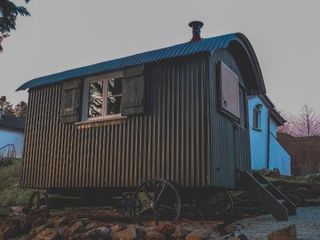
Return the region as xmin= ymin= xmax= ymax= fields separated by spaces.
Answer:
xmin=82 ymin=72 xmax=123 ymax=121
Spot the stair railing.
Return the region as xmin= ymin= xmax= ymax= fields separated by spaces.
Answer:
xmin=0 ymin=144 xmax=16 ymax=165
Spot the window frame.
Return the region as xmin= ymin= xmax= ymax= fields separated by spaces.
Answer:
xmin=252 ymin=104 xmax=262 ymax=131
xmin=82 ymin=71 xmax=123 ymax=121
xmin=218 ymin=61 xmax=241 ymax=122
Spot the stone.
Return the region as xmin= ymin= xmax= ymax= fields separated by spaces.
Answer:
xmin=85 ymin=220 xmax=106 ymax=231
xmin=113 ymin=226 xmax=136 ymax=240
xmin=111 ymin=223 xmax=127 ymax=233
xmin=157 ymin=223 xmax=176 ymax=237
xmin=56 ymin=225 xmax=69 ymax=236
xmin=33 ymin=228 xmax=58 ymax=240
xmin=29 ymin=224 xmax=48 ymax=238
xmin=171 ymin=226 xmax=192 ymax=239
xmin=65 ymin=220 xmax=84 ymax=237
xmin=49 ymin=216 xmax=73 ymax=228
xmin=267 ymin=225 xmax=297 ymax=240
xmin=84 ymin=226 xmax=110 ymax=239
xmin=144 ymin=231 xmax=166 ymax=240
xmin=185 ymin=229 xmax=212 ymax=240
xmin=135 ymin=225 xmax=152 ymax=238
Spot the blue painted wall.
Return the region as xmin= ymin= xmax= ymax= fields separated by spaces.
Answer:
xmin=248 ymin=96 xmax=291 ymax=175
xmin=0 ymin=127 xmax=24 ymax=158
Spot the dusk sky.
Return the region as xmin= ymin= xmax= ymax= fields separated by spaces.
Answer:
xmin=1 ymin=0 xmax=320 ymax=114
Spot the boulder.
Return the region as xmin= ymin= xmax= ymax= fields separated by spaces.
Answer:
xmin=84 ymin=220 xmax=106 ymax=231
xmin=64 ymin=220 xmax=84 ymax=237
xmin=267 ymin=225 xmax=297 ymax=240
xmin=49 ymin=216 xmax=73 ymax=228
xmin=144 ymin=231 xmax=166 ymax=240
xmin=135 ymin=225 xmax=152 ymax=238
xmin=157 ymin=223 xmax=176 ymax=237
xmin=29 ymin=224 xmax=49 ymax=238
xmin=33 ymin=228 xmax=58 ymax=240
xmin=171 ymin=226 xmax=192 ymax=239
xmin=113 ymin=226 xmax=136 ymax=240
xmin=185 ymin=229 xmax=212 ymax=240
xmin=84 ymin=226 xmax=110 ymax=239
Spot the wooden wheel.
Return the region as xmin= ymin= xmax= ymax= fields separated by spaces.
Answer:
xmin=132 ymin=179 xmax=181 ymax=226
xmin=28 ymin=190 xmax=49 ymax=213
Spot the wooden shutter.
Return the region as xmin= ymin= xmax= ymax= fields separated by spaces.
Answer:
xmin=219 ymin=61 xmax=240 ymax=119
xmin=60 ymin=79 xmax=82 ymax=123
xmin=121 ymin=65 xmax=145 ymax=116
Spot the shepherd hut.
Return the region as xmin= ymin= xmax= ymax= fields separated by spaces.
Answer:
xmin=17 ymin=22 xmax=296 ymax=221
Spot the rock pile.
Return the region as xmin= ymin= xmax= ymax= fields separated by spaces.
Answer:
xmin=0 ymin=207 xmax=249 ymax=240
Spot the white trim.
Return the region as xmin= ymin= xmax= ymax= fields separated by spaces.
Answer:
xmin=82 ymin=71 xmax=123 ymax=121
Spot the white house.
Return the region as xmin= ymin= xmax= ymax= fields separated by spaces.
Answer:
xmin=248 ymin=95 xmax=291 ymax=176
xmin=0 ymin=111 xmax=25 ymax=158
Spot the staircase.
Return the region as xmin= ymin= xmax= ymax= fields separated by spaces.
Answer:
xmin=0 ymin=144 xmax=16 ymax=166
xmin=240 ymin=171 xmax=296 ymax=221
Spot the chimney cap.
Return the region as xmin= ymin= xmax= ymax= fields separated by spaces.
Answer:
xmin=188 ymin=21 xmax=204 ymax=28
xmin=188 ymin=21 xmax=204 ymax=42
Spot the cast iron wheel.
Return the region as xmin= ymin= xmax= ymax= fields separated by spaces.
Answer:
xmin=132 ymin=179 xmax=181 ymax=226
xmin=28 ymin=190 xmax=49 ymax=213
xmin=198 ymin=190 xmax=234 ymax=219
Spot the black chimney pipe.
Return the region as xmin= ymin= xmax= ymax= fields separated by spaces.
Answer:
xmin=188 ymin=21 xmax=204 ymax=42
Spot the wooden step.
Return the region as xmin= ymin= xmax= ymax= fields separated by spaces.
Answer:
xmin=253 ymin=172 xmax=296 ymax=216
xmin=240 ymin=171 xmax=290 ymax=221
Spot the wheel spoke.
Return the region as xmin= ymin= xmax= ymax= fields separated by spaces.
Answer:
xmin=155 ymin=183 xmax=167 ymax=204
xmin=138 ymin=207 xmax=153 ymax=215
xmin=142 ymin=185 xmax=154 ymax=201
xmin=159 ymin=204 xmax=178 ymax=212
xmin=153 ymin=209 xmax=159 ymax=225
xmin=132 ymin=179 xmax=181 ymax=226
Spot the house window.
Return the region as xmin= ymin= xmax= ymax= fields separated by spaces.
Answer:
xmin=253 ymin=104 xmax=262 ymax=130
xmin=218 ymin=61 xmax=240 ymax=119
xmin=83 ymin=72 xmax=123 ymax=121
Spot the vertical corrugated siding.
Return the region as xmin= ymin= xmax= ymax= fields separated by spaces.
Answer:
xmin=209 ymin=49 xmax=251 ymax=189
xmin=22 ymin=55 xmax=211 ymax=189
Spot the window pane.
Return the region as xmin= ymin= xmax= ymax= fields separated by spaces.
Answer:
xmin=108 ymin=77 xmax=122 ymax=96
xmin=107 ymin=96 xmax=121 ymax=115
xmin=63 ymin=89 xmax=74 ymax=110
xmin=88 ymin=81 xmax=103 ymax=118
xmin=107 ymin=77 xmax=122 ymax=115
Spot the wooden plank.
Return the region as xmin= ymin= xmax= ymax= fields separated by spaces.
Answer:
xmin=240 ymin=171 xmax=288 ymax=221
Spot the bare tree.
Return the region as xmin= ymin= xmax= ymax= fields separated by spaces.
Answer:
xmin=279 ymin=104 xmax=320 ymax=137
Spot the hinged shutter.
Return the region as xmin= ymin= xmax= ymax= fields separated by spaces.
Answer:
xmin=60 ymin=79 xmax=82 ymax=123
xmin=219 ymin=61 xmax=240 ymax=118
xmin=121 ymin=65 xmax=145 ymax=116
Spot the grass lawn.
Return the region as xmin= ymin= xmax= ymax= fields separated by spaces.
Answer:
xmin=0 ymin=159 xmax=32 ymax=206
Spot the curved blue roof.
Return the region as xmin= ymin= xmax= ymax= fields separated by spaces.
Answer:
xmin=17 ymin=33 xmax=264 ymax=91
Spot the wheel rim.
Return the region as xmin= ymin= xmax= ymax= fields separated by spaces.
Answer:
xmin=132 ymin=179 xmax=181 ymax=226
xmin=28 ymin=191 xmax=48 ymax=211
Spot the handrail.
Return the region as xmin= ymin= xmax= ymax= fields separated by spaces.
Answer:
xmin=0 ymin=144 xmax=16 ymax=160
xmin=0 ymin=144 xmax=15 ymax=151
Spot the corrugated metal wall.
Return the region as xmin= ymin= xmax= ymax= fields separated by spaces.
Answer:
xmin=21 ymin=54 xmax=212 ymax=189
xmin=209 ymin=49 xmax=251 ymax=189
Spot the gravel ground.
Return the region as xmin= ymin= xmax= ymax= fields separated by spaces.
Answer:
xmin=234 ymin=206 xmax=320 ymax=240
